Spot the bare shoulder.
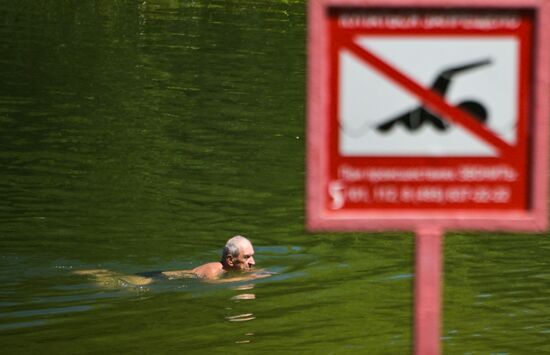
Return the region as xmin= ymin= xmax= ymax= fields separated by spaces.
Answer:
xmin=192 ymin=262 xmax=224 ymax=279
xmin=161 ymin=262 xmax=224 ymax=280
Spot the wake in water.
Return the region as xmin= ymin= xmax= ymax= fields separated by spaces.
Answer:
xmin=73 ymin=268 xmax=276 ymax=289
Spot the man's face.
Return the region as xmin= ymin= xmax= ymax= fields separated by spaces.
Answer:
xmin=231 ymin=241 xmax=255 ymax=271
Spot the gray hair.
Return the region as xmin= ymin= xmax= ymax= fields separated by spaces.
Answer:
xmin=221 ymin=235 xmax=250 ymax=262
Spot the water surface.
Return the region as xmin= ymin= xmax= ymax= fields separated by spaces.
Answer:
xmin=1 ymin=1 xmax=549 ymax=353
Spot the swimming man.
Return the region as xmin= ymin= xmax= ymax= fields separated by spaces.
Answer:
xmin=75 ymin=235 xmax=266 ymax=287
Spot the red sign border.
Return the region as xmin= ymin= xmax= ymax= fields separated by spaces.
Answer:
xmin=307 ymin=0 xmax=550 ymax=232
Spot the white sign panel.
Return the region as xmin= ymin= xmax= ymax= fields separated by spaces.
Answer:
xmin=340 ymin=36 xmax=518 ymax=156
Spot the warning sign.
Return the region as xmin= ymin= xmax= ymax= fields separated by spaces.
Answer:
xmin=307 ymin=4 xmax=550 ymax=231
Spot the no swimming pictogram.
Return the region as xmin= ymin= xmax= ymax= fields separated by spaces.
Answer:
xmin=338 ymin=33 xmax=523 ymax=157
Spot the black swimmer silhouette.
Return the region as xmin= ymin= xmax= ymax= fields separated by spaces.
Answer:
xmin=376 ymin=59 xmax=491 ymax=132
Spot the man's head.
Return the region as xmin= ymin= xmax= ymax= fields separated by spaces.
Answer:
xmin=221 ymin=235 xmax=255 ymax=271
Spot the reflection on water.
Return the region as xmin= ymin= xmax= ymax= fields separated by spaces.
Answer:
xmin=225 ymin=313 xmax=256 ymax=322
xmin=231 ymin=283 xmax=256 ymax=301
xmin=232 ymin=284 xmax=255 ymax=291
xmin=231 ymin=294 xmax=256 ymax=300
xmin=229 ymin=283 xmax=256 ymax=322
xmin=228 ymin=283 xmax=257 ymax=346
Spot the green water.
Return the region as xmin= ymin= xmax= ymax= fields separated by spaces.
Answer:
xmin=1 ymin=1 xmax=549 ymax=353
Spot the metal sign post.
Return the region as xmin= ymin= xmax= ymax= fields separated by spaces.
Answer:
xmin=307 ymin=1 xmax=550 ymax=353
xmin=415 ymin=226 xmax=443 ymax=355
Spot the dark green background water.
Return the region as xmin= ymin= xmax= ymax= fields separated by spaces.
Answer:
xmin=1 ymin=1 xmax=548 ymax=353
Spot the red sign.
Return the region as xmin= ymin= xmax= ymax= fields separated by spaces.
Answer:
xmin=307 ymin=1 xmax=550 ymax=231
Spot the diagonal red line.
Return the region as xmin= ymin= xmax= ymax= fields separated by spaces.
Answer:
xmin=343 ymin=38 xmax=514 ymax=156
